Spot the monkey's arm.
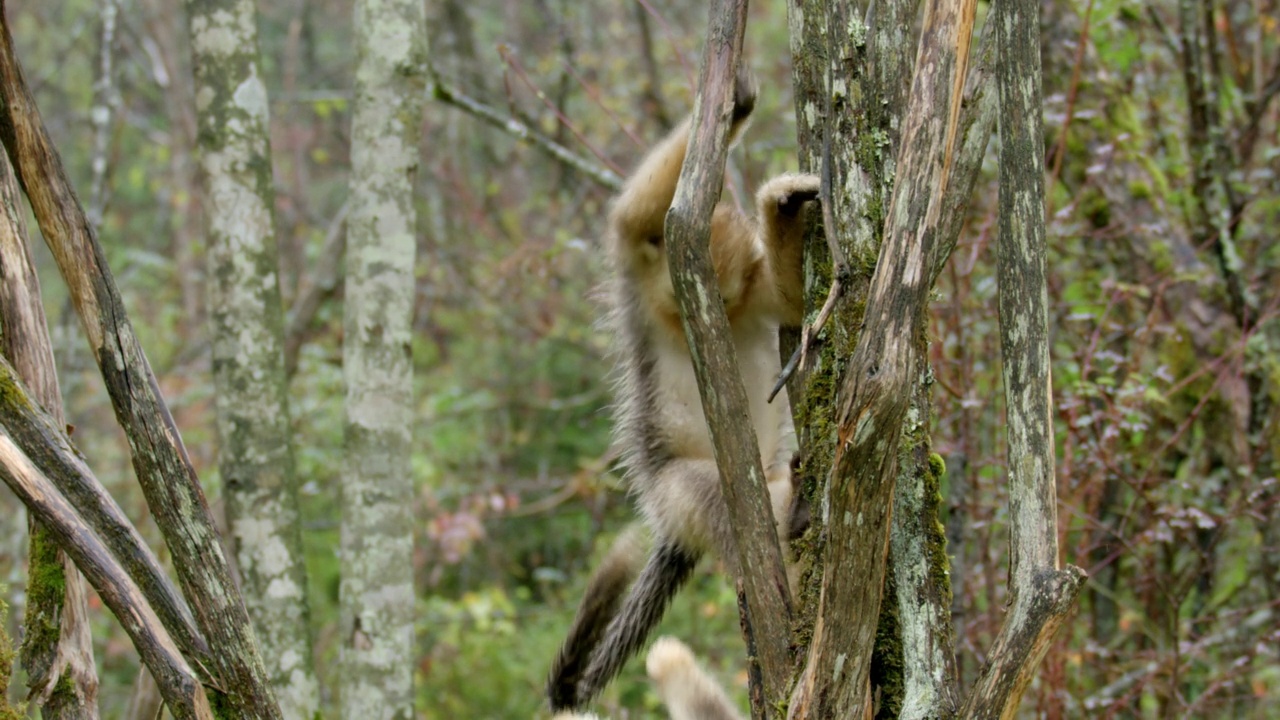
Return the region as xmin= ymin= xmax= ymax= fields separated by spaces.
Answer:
xmin=610 ymin=70 xmax=758 ymax=253
xmin=753 ymin=174 xmax=821 ymax=326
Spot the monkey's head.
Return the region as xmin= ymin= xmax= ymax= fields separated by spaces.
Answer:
xmin=610 ymin=205 xmax=764 ymax=339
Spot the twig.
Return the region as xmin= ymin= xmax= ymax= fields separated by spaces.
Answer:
xmin=498 ymin=46 xmax=626 ymax=178
xmin=431 ymin=73 xmax=622 ymax=191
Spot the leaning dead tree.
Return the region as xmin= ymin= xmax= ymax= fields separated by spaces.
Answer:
xmin=0 ymin=2 xmax=282 ymax=718
xmin=668 ymin=0 xmax=1085 ymax=717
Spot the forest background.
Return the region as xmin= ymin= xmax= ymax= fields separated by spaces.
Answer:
xmin=0 ymin=0 xmax=1277 ymax=717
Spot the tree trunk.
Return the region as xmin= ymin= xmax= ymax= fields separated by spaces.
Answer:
xmin=340 ymin=0 xmax=427 ymax=715
xmin=957 ymin=0 xmax=1086 ymax=713
xmin=0 ymin=4 xmax=281 ymax=714
xmin=187 ymin=0 xmax=319 ymax=716
xmin=785 ymin=0 xmax=976 ymax=717
xmin=0 ymin=135 xmax=98 ymax=719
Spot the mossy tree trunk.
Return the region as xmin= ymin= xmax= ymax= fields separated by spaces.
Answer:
xmin=340 ymin=0 xmax=427 ymax=716
xmin=186 ymin=0 xmax=319 ymax=716
xmin=0 ymin=137 xmax=98 ymax=719
xmin=0 ymin=2 xmax=281 ymax=714
xmin=783 ymin=0 xmax=999 ymax=717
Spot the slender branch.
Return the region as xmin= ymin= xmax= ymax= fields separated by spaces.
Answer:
xmin=431 ymin=74 xmax=622 ymax=191
xmin=0 ymin=357 xmax=207 ymax=667
xmin=664 ymin=0 xmax=793 ymax=711
xmin=958 ymin=0 xmax=1086 ymax=713
xmin=87 ymin=0 xmax=121 ymax=228
xmin=498 ymin=46 xmax=626 ymax=178
xmin=0 ymin=432 xmax=212 ymax=720
xmin=284 ymin=201 xmax=348 ymax=376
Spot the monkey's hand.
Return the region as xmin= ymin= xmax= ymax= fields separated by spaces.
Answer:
xmin=732 ymin=67 xmax=758 ymax=126
xmin=773 ymin=174 xmax=822 ymax=218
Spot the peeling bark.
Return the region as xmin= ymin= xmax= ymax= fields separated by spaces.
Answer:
xmin=187 ymin=0 xmax=319 ymax=715
xmin=340 ymin=0 xmax=427 ymax=716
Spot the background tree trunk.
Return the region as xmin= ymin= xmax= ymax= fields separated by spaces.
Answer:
xmin=187 ymin=0 xmax=319 ymax=716
xmin=339 ymin=0 xmax=427 ymax=715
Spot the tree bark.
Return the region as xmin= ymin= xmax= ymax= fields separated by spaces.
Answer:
xmin=340 ymin=0 xmax=427 ymax=716
xmin=187 ymin=0 xmax=319 ymax=716
xmin=0 ymin=138 xmax=98 ymax=719
xmin=663 ymin=1 xmax=795 ymax=714
xmin=0 ymin=420 xmax=211 ymax=720
xmin=957 ymin=0 xmax=1086 ymax=715
xmin=788 ymin=1 xmax=977 ymax=717
xmin=0 ymin=4 xmax=281 ymax=716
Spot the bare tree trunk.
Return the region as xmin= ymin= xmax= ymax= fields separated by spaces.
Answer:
xmin=0 ymin=4 xmax=281 ymax=715
xmin=0 ymin=137 xmax=98 ymax=719
xmin=340 ymin=0 xmax=427 ymax=715
xmin=957 ymin=0 xmax=1085 ymax=714
xmin=186 ymin=0 xmax=319 ymax=716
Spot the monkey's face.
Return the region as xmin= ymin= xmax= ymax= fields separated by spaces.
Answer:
xmin=628 ymin=232 xmax=684 ymax=336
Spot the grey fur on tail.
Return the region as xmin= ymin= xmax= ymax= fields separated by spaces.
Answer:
xmin=570 ymin=540 xmax=700 ymax=708
xmin=547 ymin=529 xmax=648 ymax=710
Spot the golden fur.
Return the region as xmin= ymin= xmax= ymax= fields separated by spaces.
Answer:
xmin=547 ymin=71 xmax=820 ymax=711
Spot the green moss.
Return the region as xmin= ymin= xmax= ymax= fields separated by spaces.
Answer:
xmin=869 ymin=558 xmax=903 ymax=719
xmin=924 ymin=453 xmax=953 ymax=604
xmin=0 ymin=594 xmax=27 ymax=719
xmin=21 ymin=524 xmax=68 ymax=665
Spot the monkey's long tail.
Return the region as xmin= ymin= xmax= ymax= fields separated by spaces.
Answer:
xmin=572 ymin=540 xmax=700 ymax=708
xmin=547 ymin=527 xmax=648 ymax=711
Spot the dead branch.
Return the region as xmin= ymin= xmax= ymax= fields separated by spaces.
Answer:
xmin=0 ymin=4 xmax=279 ymax=716
xmin=663 ymin=0 xmax=794 ymax=712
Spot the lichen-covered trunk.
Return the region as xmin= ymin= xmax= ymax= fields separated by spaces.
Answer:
xmin=0 ymin=3 xmax=280 ymax=715
xmin=187 ymin=0 xmax=318 ymax=716
xmin=0 ymin=137 xmax=98 ymax=719
xmin=340 ymin=0 xmax=426 ymax=716
xmin=956 ymin=0 xmax=1085 ymax=714
xmin=785 ymin=0 xmax=975 ymax=716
